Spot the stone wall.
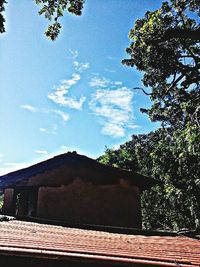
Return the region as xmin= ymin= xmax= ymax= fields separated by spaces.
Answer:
xmin=37 ymin=178 xmax=141 ymax=228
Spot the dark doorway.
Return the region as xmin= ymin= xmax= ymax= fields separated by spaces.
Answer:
xmin=15 ymin=188 xmax=38 ymax=217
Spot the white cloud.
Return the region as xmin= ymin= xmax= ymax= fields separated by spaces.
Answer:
xmin=39 ymin=128 xmax=47 ymax=132
xmin=69 ymin=49 xmax=90 ymax=73
xmin=21 ymin=105 xmax=37 ymax=112
xmin=102 ymin=123 xmax=125 ymax=138
xmin=89 ymin=77 xmax=110 ymax=88
xmin=89 ymin=76 xmax=123 ymax=89
xmin=91 ymin=72 xmax=100 ymax=76
xmin=60 ymin=145 xmax=68 ymax=151
xmin=114 ymin=81 xmax=123 ymax=86
xmin=4 ymin=162 xmax=26 ymax=167
xmin=0 ymin=162 xmax=32 ymax=175
xmin=53 ymin=110 xmax=70 ymax=122
xmin=48 ymin=74 xmax=86 ymax=110
xmin=69 ymin=49 xmax=78 ymax=59
xmin=42 ymin=108 xmax=70 ymax=124
xmin=51 ymin=124 xmax=58 ymax=135
xmin=0 ymin=154 xmax=4 ymax=163
xmin=35 ymin=150 xmax=48 ymax=155
xmin=112 ymin=143 xmax=122 ymax=150
xmin=62 ymin=74 xmax=81 ymax=87
xmin=21 ymin=104 xmax=70 ymax=125
xmin=107 ymin=56 xmax=116 ymax=60
xmin=49 ymin=50 xmax=89 ymax=110
xmin=73 ymin=61 xmax=90 ymax=72
xmin=39 ymin=126 xmax=58 ymax=135
xmin=104 ymin=68 xmax=116 ymax=73
xmin=128 ymin=124 xmax=141 ymax=130
xmin=89 ymin=82 xmax=137 ymax=138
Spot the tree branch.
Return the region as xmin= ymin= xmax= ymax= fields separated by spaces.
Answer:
xmin=181 ymin=76 xmax=200 ymax=88
xmin=165 ymin=73 xmax=185 ymax=94
xmin=184 ymin=45 xmax=200 ymax=65
xmin=148 ymin=29 xmax=200 ymax=44
xmin=132 ymin=87 xmax=153 ymax=96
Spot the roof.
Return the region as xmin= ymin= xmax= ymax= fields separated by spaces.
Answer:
xmin=0 ymin=218 xmax=199 ymax=267
xmin=0 ymin=152 xmax=157 ymax=190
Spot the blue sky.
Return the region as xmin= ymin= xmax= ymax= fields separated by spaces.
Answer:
xmin=0 ymin=0 xmax=162 ymax=175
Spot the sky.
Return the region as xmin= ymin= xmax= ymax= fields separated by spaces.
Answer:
xmin=0 ymin=0 xmax=163 ymax=175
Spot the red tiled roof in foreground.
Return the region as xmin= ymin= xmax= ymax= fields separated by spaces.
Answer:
xmin=0 ymin=220 xmax=199 ymax=267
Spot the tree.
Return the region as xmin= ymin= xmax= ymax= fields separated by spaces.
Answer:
xmin=100 ymin=0 xmax=200 ymax=231
xmin=0 ymin=0 xmax=85 ymax=40
xmin=99 ymin=128 xmax=200 ymax=230
xmin=122 ymin=0 xmax=200 ymax=130
xmin=106 ymin=0 xmax=200 ymax=231
xmin=0 ymin=0 xmax=6 ymax=34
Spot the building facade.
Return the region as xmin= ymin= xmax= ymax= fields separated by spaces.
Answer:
xmin=0 ymin=152 xmax=157 ymax=228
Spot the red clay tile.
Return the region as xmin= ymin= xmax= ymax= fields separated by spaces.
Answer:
xmin=0 ymin=220 xmax=199 ymax=266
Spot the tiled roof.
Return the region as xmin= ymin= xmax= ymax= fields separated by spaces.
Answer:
xmin=0 ymin=219 xmax=199 ymax=266
xmin=0 ymin=152 xmax=157 ymax=190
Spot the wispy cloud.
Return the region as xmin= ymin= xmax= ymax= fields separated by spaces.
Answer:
xmin=60 ymin=145 xmax=68 ymax=151
xmin=102 ymin=123 xmax=126 ymax=137
xmin=114 ymin=81 xmax=123 ymax=86
xmin=89 ymin=77 xmax=110 ymax=88
xmin=69 ymin=49 xmax=78 ymax=59
xmin=42 ymin=108 xmax=70 ymax=124
xmin=4 ymin=162 xmax=22 ymax=167
xmin=53 ymin=110 xmax=69 ymax=122
xmin=0 ymin=154 xmax=4 ymax=163
xmin=39 ymin=125 xmax=58 ymax=135
xmin=89 ymin=77 xmax=138 ymax=138
xmin=52 ymin=124 xmax=58 ymax=135
xmin=89 ymin=76 xmax=123 ymax=89
xmin=39 ymin=128 xmax=47 ymax=132
xmin=104 ymin=68 xmax=116 ymax=73
xmin=48 ymin=75 xmax=86 ymax=110
xmin=0 ymin=162 xmax=32 ymax=175
xmin=112 ymin=143 xmax=122 ymax=150
xmin=73 ymin=61 xmax=90 ymax=73
xmin=69 ymin=50 xmax=90 ymax=71
xmin=49 ymin=50 xmax=89 ymax=110
xmin=21 ymin=105 xmax=37 ymax=112
xmin=21 ymin=103 xmax=70 ymax=125
xmin=35 ymin=150 xmax=48 ymax=155
xmin=107 ymin=56 xmax=117 ymax=61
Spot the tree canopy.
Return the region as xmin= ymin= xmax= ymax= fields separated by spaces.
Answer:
xmin=122 ymin=0 xmax=200 ymax=130
xmin=99 ymin=0 xmax=200 ymax=231
xmin=0 ymin=0 xmax=6 ymax=34
xmin=98 ymin=127 xmax=200 ymax=231
xmin=0 ymin=0 xmax=85 ymax=40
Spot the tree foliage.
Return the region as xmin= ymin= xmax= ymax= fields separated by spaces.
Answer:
xmin=0 ymin=0 xmax=84 ymax=40
xmin=98 ymin=128 xmax=200 ymax=231
xmin=0 ymin=0 xmax=6 ymax=34
xmin=0 ymin=193 xmax=3 ymax=211
xmin=122 ymin=0 xmax=200 ymax=129
xmin=100 ymin=0 xmax=200 ymax=231
xmin=35 ymin=0 xmax=84 ymax=40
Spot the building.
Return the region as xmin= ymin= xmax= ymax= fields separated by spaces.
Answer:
xmin=0 ymin=152 xmax=157 ymax=228
xmin=0 ymin=218 xmax=199 ymax=267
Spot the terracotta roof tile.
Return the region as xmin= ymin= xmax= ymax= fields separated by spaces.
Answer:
xmin=0 ymin=220 xmax=199 ymax=266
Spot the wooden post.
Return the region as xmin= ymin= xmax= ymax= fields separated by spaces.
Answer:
xmin=2 ymin=188 xmax=16 ymax=215
xmin=28 ymin=189 xmax=38 ymax=217
xmin=16 ymin=190 xmax=29 ymax=216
